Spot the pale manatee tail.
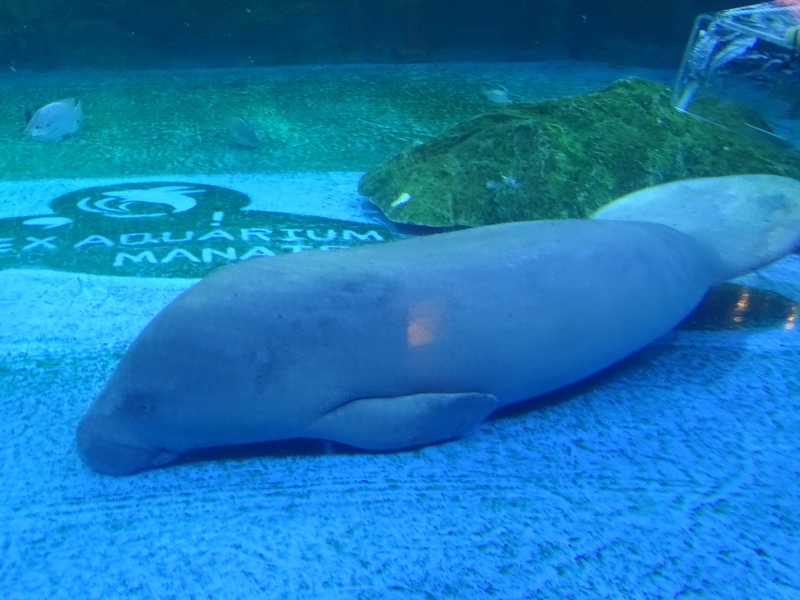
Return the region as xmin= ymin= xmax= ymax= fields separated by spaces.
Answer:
xmin=592 ymin=175 xmax=800 ymax=282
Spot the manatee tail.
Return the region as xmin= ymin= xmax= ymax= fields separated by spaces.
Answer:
xmin=592 ymin=175 xmax=800 ymax=282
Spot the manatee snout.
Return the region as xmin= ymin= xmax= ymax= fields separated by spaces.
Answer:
xmin=76 ymin=408 xmax=179 ymax=476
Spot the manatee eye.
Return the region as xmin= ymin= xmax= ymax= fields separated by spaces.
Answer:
xmin=119 ymin=389 xmax=157 ymax=417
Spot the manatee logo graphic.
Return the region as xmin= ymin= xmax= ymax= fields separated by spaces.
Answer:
xmin=76 ymin=185 xmax=201 ymax=219
xmin=0 ymin=181 xmax=403 ymax=278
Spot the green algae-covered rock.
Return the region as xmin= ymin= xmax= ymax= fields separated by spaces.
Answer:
xmin=358 ymin=77 xmax=800 ymax=227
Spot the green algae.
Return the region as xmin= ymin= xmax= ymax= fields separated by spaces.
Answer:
xmin=359 ymin=77 xmax=800 ymax=227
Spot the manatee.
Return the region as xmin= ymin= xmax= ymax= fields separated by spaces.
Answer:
xmin=76 ymin=175 xmax=800 ymax=475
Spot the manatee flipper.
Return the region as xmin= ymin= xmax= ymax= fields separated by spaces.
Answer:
xmin=306 ymin=392 xmax=498 ymax=450
xmin=593 ymin=175 xmax=800 ymax=281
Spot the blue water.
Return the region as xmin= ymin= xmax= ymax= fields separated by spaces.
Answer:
xmin=1 ymin=61 xmax=799 ymax=599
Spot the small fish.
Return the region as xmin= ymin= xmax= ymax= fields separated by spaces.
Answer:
xmin=391 ymin=192 xmax=412 ymax=208
xmin=25 ymin=98 xmax=83 ymax=142
xmin=481 ymin=85 xmax=511 ymax=105
xmin=500 ymin=175 xmax=519 ymax=190
xmin=226 ymin=116 xmax=260 ymax=149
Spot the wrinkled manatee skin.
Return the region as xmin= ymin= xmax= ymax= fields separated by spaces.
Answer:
xmin=77 ymin=219 xmax=721 ymax=475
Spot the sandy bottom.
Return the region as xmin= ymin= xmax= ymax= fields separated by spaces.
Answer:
xmin=0 ymin=60 xmax=673 ymax=179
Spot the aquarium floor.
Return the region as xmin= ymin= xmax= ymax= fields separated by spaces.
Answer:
xmin=1 ymin=62 xmax=799 ymax=599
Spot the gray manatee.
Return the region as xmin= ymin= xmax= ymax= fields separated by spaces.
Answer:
xmin=76 ymin=175 xmax=800 ymax=475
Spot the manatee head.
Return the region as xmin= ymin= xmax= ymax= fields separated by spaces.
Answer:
xmin=76 ymin=395 xmax=182 ymax=476
xmin=76 ymin=354 xmax=197 ymax=476
xmin=76 ymin=281 xmax=279 ymax=475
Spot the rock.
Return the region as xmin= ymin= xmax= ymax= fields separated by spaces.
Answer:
xmin=358 ymin=77 xmax=800 ymax=227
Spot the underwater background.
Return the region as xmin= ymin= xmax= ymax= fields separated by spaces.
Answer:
xmin=1 ymin=0 xmax=736 ymax=70
xmin=2 ymin=1 xmax=800 ymax=598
